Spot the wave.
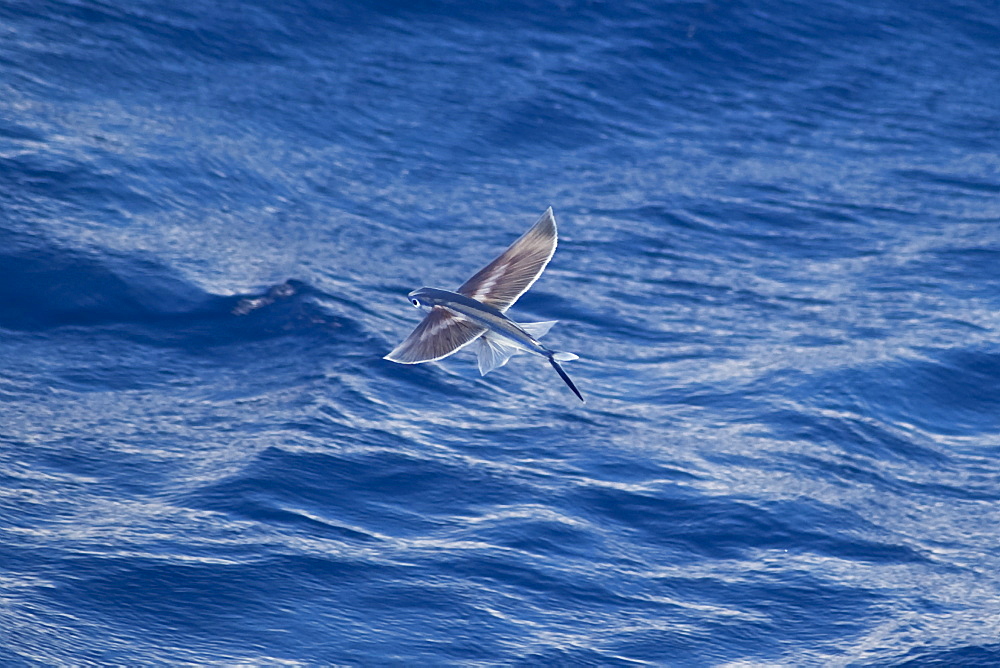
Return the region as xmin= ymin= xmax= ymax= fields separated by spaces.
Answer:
xmin=0 ymin=226 xmax=354 ymax=347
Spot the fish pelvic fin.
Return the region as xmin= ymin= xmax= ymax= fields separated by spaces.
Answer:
xmin=519 ymin=320 xmax=558 ymax=340
xmin=477 ymin=334 xmax=524 ymax=376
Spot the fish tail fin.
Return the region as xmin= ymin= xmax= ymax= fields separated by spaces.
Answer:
xmin=548 ymin=356 xmax=585 ymax=402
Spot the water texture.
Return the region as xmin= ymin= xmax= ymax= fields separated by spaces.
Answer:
xmin=1 ymin=0 xmax=999 ymax=665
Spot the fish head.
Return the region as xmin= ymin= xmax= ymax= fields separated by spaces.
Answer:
xmin=407 ymin=287 xmax=436 ymax=310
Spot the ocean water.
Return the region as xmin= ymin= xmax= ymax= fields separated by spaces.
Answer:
xmin=2 ymin=0 xmax=999 ymax=665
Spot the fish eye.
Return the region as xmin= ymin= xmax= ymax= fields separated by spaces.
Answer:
xmin=410 ymin=298 xmax=420 ymax=307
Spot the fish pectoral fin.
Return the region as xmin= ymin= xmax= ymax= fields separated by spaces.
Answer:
xmin=385 ymin=306 xmax=486 ymax=364
xmin=518 ymin=320 xmax=558 ymax=340
xmin=477 ymin=334 xmax=523 ymax=376
xmin=456 ymin=208 xmax=557 ymax=312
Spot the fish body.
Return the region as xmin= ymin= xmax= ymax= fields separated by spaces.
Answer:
xmin=384 ymin=208 xmax=584 ymax=402
xmin=407 ymin=287 xmax=546 ymax=356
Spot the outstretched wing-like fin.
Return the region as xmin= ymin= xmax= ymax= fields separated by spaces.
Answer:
xmin=457 ymin=208 xmax=558 ymax=312
xmin=384 ymin=307 xmax=486 ymax=364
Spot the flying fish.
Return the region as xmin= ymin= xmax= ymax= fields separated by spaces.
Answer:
xmin=384 ymin=207 xmax=584 ymax=402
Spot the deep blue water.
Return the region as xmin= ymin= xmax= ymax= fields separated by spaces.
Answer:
xmin=2 ymin=0 xmax=999 ymax=665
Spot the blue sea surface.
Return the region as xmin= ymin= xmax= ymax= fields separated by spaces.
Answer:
xmin=2 ymin=0 xmax=999 ymax=665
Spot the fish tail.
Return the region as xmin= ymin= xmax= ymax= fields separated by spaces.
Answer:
xmin=548 ymin=356 xmax=585 ymax=402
